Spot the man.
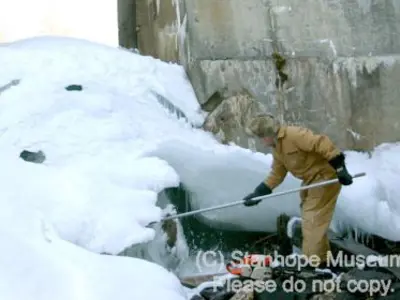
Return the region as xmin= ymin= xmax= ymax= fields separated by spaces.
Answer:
xmin=243 ymin=113 xmax=353 ymax=268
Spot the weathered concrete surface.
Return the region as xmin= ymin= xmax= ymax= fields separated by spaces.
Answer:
xmin=184 ymin=0 xmax=400 ymax=59
xmin=135 ymin=0 xmax=400 ymax=151
xmin=271 ymin=0 xmax=400 ymax=57
xmin=135 ymin=0 xmax=186 ymax=62
xmin=118 ymin=0 xmax=137 ymax=49
xmin=184 ymin=0 xmax=275 ymax=59
xmin=194 ymin=56 xmax=400 ymax=150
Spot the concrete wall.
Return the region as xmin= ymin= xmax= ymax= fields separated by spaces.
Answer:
xmin=0 ymin=0 xmax=120 ymax=46
xmin=118 ymin=0 xmax=137 ymax=49
xmin=136 ymin=0 xmax=400 ymax=152
xmin=135 ymin=0 xmax=186 ymax=62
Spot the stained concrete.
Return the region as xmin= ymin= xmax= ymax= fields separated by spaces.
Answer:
xmin=118 ymin=0 xmax=137 ymax=49
xmin=183 ymin=0 xmax=400 ymax=59
xmin=135 ymin=0 xmax=186 ymax=62
xmin=134 ymin=0 xmax=400 ymax=151
xmin=191 ymin=56 xmax=400 ymax=150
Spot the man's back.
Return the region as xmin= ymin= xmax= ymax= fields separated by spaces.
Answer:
xmin=272 ymin=125 xmax=340 ymax=183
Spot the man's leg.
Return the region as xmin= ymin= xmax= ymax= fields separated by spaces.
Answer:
xmin=301 ymin=179 xmax=341 ymax=266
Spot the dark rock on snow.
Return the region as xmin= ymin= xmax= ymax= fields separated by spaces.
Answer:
xmin=65 ymin=84 xmax=83 ymax=91
xmin=0 ymin=79 xmax=20 ymax=95
xmin=20 ymin=150 xmax=46 ymax=164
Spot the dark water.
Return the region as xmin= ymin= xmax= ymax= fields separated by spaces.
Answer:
xmin=163 ymin=184 xmax=400 ymax=257
xmin=164 ymin=184 xmax=280 ymax=256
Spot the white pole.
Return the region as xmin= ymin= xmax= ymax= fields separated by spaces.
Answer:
xmin=147 ymin=172 xmax=366 ymax=226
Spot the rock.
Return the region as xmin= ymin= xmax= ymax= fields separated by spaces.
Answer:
xmin=181 ymin=274 xmax=224 ymax=289
xmin=276 ymin=214 xmax=293 ymax=255
xmin=202 ymin=88 xmax=269 ymax=150
xmin=65 ymin=84 xmax=83 ymax=91
xmin=214 ymin=291 xmax=237 ymax=300
xmin=309 ymin=293 xmax=336 ymax=300
xmin=208 ymin=290 xmax=236 ymax=300
xmin=19 ymin=150 xmax=46 ymax=164
xmin=0 ymin=79 xmax=20 ymax=95
xmin=190 ymin=295 xmax=207 ymax=300
xmin=193 ymin=279 xmax=250 ymax=300
xmin=161 ymin=218 xmax=177 ymax=248
xmin=152 ymin=91 xmax=187 ymax=121
xmin=338 ymin=268 xmax=396 ymax=299
xmin=229 ymin=287 xmax=253 ymax=300
xmin=334 ymin=292 xmax=359 ymax=300
xmin=200 ymin=286 xmax=224 ymax=299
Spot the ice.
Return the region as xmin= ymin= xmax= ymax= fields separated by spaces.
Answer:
xmin=152 ymin=139 xmax=400 ymax=242
xmin=124 ymin=204 xmax=190 ymax=273
xmin=331 ymin=143 xmax=400 ymax=241
xmin=151 ymin=140 xmax=301 ymax=232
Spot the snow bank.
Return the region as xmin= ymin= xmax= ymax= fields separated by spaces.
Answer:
xmin=0 ymin=36 xmax=207 ymax=300
xmin=0 ymin=207 xmax=187 ymax=300
xmin=0 ymin=36 xmax=207 ymax=253
xmin=331 ymin=143 xmax=400 ymax=240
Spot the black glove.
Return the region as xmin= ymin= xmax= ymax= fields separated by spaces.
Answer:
xmin=243 ymin=182 xmax=272 ymax=206
xmin=328 ymin=153 xmax=353 ymax=186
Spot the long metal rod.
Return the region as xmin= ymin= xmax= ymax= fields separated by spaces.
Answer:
xmin=153 ymin=172 xmax=366 ymax=225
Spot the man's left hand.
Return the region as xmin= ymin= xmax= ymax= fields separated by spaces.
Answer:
xmin=328 ymin=153 xmax=353 ymax=186
xmin=336 ymin=166 xmax=353 ymax=185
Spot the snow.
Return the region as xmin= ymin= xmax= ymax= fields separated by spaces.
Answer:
xmin=0 ymin=211 xmax=187 ymax=300
xmin=0 ymin=34 xmax=400 ymax=300
xmin=0 ymin=36 xmax=206 ymax=300
xmin=123 ymin=203 xmax=190 ymax=273
xmin=331 ymin=143 xmax=400 ymax=241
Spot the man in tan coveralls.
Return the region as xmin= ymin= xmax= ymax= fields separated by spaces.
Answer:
xmin=243 ymin=113 xmax=353 ymax=268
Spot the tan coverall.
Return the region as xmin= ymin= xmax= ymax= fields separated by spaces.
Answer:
xmin=264 ymin=125 xmax=342 ymax=263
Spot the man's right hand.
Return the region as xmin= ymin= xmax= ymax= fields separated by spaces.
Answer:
xmin=328 ymin=152 xmax=353 ymax=186
xmin=243 ymin=182 xmax=272 ymax=207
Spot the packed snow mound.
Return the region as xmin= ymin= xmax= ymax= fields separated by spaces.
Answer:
xmin=0 ymin=206 xmax=187 ymax=300
xmin=1 ymin=36 xmax=204 ymax=126
xmin=0 ymin=36 xmax=210 ymax=255
xmin=0 ymin=36 xmax=209 ymax=300
xmin=331 ymin=143 xmax=400 ymax=240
